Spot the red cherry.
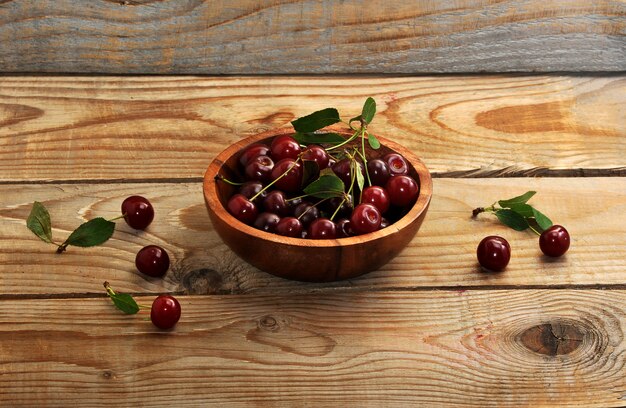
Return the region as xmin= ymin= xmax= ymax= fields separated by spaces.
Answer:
xmin=539 ymin=225 xmax=570 ymax=257
xmin=253 ymin=212 xmax=281 ymax=233
xmin=135 ymin=245 xmax=170 ymax=278
xmin=226 ymin=194 xmax=258 ymax=225
xmin=270 ymin=135 xmax=302 ymax=161
xmin=336 ymin=218 xmax=354 ymax=238
xmin=293 ymin=202 xmax=320 ymax=226
xmin=263 ymin=190 xmax=290 ymax=216
xmin=302 ymin=145 xmax=330 ymax=169
xmin=367 ymin=159 xmax=391 ymax=186
xmin=332 ymin=159 xmax=363 ymax=190
xmin=477 ymin=236 xmax=511 ymax=272
xmin=151 ymin=295 xmax=181 ymax=330
xmin=350 ymin=204 xmax=381 ymax=235
xmin=385 ymin=175 xmax=419 ymax=207
xmin=271 ymin=158 xmax=303 ymax=193
xmin=308 ymin=218 xmax=336 ymax=239
xmin=361 ymin=186 xmax=390 ymax=214
xmin=383 ymin=153 xmax=409 ymax=176
xmin=238 ymin=181 xmax=267 ymax=204
xmin=244 ymin=155 xmax=274 ymax=183
xmin=276 ymin=217 xmax=303 ymax=238
xmin=239 ymin=143 xmax=270 ymax=167
xmin=121 ymin=196 xmax=154 ymax=230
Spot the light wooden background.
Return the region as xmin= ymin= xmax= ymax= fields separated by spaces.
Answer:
xmin=0 ymin=0 xmax=625 ymax=73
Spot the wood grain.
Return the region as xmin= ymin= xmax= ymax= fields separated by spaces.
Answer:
xmin=0 ymin=75 xmax=624 ymax=181
xmin=1 ymin=290 xmax=624 ymax=407
xmin=0 ymin=0 xmax=624 ymax=74
xmin=2 ymin=177 xmax=624 ymax=295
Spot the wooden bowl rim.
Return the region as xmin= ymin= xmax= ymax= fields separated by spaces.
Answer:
xmin=203 ymin=127 xmax=432 ymax=248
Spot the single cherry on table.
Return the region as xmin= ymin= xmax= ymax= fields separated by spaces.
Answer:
xmin=151 ymin=295 xmax=181 ymax=330
xmin=136 ymin=245 xmax=170 ymax=278
xmin=539 ymin=225 xmax=570 ymax=257
xmin=121 ymin=195 xmax=154 ymax=230
xmin=477 ymin=236 xmax=511 ymax=272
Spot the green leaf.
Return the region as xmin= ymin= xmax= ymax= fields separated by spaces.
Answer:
xmin=498 ymin=191 xmax=536 ymax=208
xmin=301 ymin=159 xmax=320 ymax=188
xmin=532 ymin=207 xmax=553 ymax=231
xmin=26 ymin=201 xmax=53 ymax=244
xmin=367 ymin=133 xmax=381 ymax=149
xmin=291 ymin=108 xmax=341 ymax=133
xmin=495 ymin=209 xmax=529 ymax=231
xmin=293 ymin=132 xmax=346 ymax=145
xmin=110 ymin=292 xmax=140 ymax=314
xmin=361 ymin=97 xmax=376 ymax=124
xmin=507 ymin=203 xmax=534 ymax=218
xmin=303 ymin=174 xmax=345 ymax=199
xmin=354 ymin=160 xmax=365 ymax=192
xmin=63 ymin=217 xmax=115 ymax=248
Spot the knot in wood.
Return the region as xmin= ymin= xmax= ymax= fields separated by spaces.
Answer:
xmin=258 ymin=315 xmax=280 ymax=331
xmin=102 ymin=370 xmax=115 ymax=380
xmin=181 ymin=268 xmax=223 ymax=295
xmin=520 ymin=321 xmax=584 ymax=356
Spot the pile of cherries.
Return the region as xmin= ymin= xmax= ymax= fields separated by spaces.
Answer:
xmin=223 ymin=134 xmax=419 ymax=239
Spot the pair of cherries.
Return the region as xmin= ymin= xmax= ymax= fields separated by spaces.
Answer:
xmin=477 ymin=225 xmax=571 ymax=272
xmin=120 ymin=195 xmax=180 ymax=329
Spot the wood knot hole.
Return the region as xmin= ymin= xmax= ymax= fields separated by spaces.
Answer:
xmin=258 ymin=315 xmax=280 ymax=331
xmin=520 ymin=321 xmax=584 ymax=356
xmin=102 ymin=370 xmax=115 ymax=380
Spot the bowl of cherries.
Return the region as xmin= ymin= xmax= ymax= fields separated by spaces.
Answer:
xmin=203 ymin=99 xmax=432 ymax=281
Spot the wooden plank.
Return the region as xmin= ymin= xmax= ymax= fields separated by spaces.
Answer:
xmin=0 ymin=75 xmax=624 ymax=181
xmin=1 ymin=178 xmax=624 ymax=295
xmin=0 ymin=0 xmax=624 ymax=74
xmin=1 ymin=290 xmax=624 ymax=407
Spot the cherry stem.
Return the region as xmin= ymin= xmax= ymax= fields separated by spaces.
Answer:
xmin=326 ymin=129 xmax=360 ymax=152
xmin=250 ymin=157 xmax=302 ymax=202
xmin=296 ymin=197 xmax=328 ymax=221
xmin=360 ymin=127 xmax=372 ymax=187
xmin=528 ymin=224 xmax=542 ymax=236
xmin=108 ymin=214 xmax=125 ymax=222
xmin=214 ymin=175 xmax=244 ymax=186
xmin=330 ymin=197 xmax=347 ymax=221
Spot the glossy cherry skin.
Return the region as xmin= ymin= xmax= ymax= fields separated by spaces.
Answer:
xmin=380 ymin=217 xmax=390 ymax=229
xmin=367 ymin=159 xmax=391 ymax=186
xmin=383 ymin=153 xmax=409 ymax=176
xmin=244 ymin=155 xmax=274 ymax=183
xmin=226 ymin=194 xmax=258 ymax=225
xmin=151 ymin=295 xmax=181 ymax=330
xmin=335 ymin=218 xmax=354 ymax=238
xmin=239 ymin=143 xmax=270 ymax=167
xmin=135 ymin=245 xmax=170 ymax=278
xmin=121 ymin=196 xmax=154 ymax=230
xmin=350 ymin=204 xmax=382 ymax=235
xmin=253 ymin=212 xmax=281 ymax=233
xmin=271 ymin=158 xmax=303 ymax=193
xmin=323 ymin=196 xmax=353 ymax=219
xmin=238 ymin=181 xmax=267 ymax=204
xmin=293 ymin=202 xmax=320 ymax=226
xmin=539 ymin=225 xmax=570 ymax=257
xmin=263 ymin=190 xmax=290 ymax=216
xmin=308 ymin=218 xmax=337 ymax=239
xmin=270 ymin=135 xmax=302 ymax=161
xmin=361 ymin=186 xmax=390 ymax=214
xmin=332 ymin=159 xmax=363 ymax=190
xmin=275 ymin=217 xmax=303 ymax=238
xmin=477 ymin=236 xmax=511 ymax=272
xmin=302 ymin=145 xmax=330 ymax=169
xmin=385 ymin=175 xmax=419 ymax=207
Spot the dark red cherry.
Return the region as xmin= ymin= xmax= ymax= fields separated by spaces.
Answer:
xmin=253 ymin=212 xmax=281 ymax=233
xmin=385 ymin=175 xmax=419 ymax=207
xmin=270 ymin=135 xmax=301 ymax=161
xmin=244 ymin=155 xmax=274 ymax=183
xmin=350 ymin=204 xmax=381 ymax=235
xmin=336 ymin=218 xmax=354 ymax=238
xmin=239 ymin=143 xmax=270 ymax=167
xmin=150 ymin=295 xmax=181 ymax=330
xmin=226 ymin=194 xmax=258 ymax=225
xmin=323 ymin=196 xmax=353 ymax=218
xmin=271 ymin=158 xmax=303 ymax=193
xmin=238 ymin=181 xmax=267 ymax=204
xmin=294 ymin=202 xmax=319 ymax=226
xmin=308 ymin=218 xmax=337 ymax=239
xmin=135 ymin=245 xmax=170 ymax=278
xmin=332 ymin=159 xmax=363 ymax=190
xmin=276 ymin=217 xmax=303 ymax=238
xmin=367 ymin=159 xmax=391 ymax=186
xmin=263 ymin=190 xmax=290 ymax=216
xmin=361 ymin=186 xmax=390 ymax=214
xmin=121 ymin=195 xmax=154 ymax=230
xmin=539 ymin=225 xmax=570 ymax=257
xmin=302 ymin=145 xmax=330 ymax=169
xmin=383 ymin=153 xmax=409 ymax=176
xmin=477 ymin=236 xmax=511 ymax=272
xmin=380 ymin=217 xmax=390 ymax=229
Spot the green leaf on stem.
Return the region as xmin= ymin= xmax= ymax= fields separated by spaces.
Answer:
xmin=291 ymin=108 xmax=341 ymax=133
xmin=293 ymin=132 xmax=345 ymax=145
xmin=301 ymin=159 xmax=320 ymax=188
xmin=63 ymin=217 xmax=115 ymax=248
xmin=303 ymin=173 xmax=345 ymax=199
xmin=495 ymin=209 xmax=529 ymax=231
xmin=367 ymin=133 xmax=381 ymax=149
xmin=507 ymin=203 xmax=534 ymax=218
xmin=104 ymin=282 xmax=139 ymax=314
xmin=354 ymin=160 xmax=365 ymax=192
xmin=498 ymin=191 xmax=536 ymax=208
xmin=361 ymin=97 xmax=376 ymax=124
xmin=26 ymin=201 xmax=53 ymax=244
xmin=532 ymin=207 xmax=553 ymax=231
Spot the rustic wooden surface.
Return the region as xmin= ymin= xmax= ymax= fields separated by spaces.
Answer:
xmin=1 ymin=0 xmax=625 ymax=74
xmin=1 ymin=75 xmax=625 ymax=406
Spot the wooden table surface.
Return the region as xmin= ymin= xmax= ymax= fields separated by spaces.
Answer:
xmin=1 ymin=74 xmax=625 ymax=407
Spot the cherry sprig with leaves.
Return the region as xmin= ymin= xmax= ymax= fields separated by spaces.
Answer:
xmin=472 ymin=191 xmax=553 ymax=235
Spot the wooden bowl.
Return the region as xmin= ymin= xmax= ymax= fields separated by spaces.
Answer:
xmin=203 ymin=128 xmax=432 ymax=282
